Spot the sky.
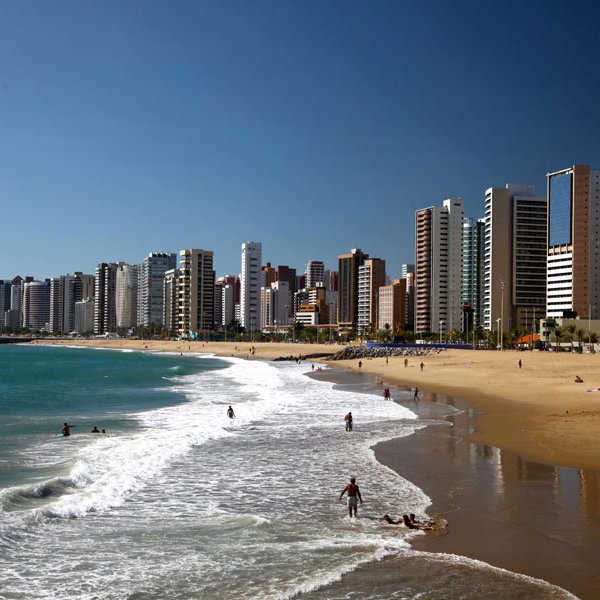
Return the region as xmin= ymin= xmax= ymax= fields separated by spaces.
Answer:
xmin=1 ymin=0 xmax=600 ymax=281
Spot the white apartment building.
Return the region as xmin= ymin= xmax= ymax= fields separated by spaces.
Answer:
xmin=22 ymin=280 xmax=50 ymax=331
xmin=240 ymin=242 xmax=262 ymax=332
xmin=547 ymin=165 xmax=600 ymax=319
xmin=357 ymin=258 xmax=386 ymax=334
xmin=415 ymin=199 xmax=464 ymax=335
xmin=74 ymin=298 xmax=95 ymax=334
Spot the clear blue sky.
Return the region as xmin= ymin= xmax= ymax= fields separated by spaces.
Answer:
xmin=2 ymin=0 xmax=599 ymax=281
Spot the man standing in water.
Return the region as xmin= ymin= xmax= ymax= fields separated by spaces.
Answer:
xmin=227 ymin=406 xmax=235 ymax=418
xmin=339 ymin=477 xmax=362 ymax=518
xmin=344 ymin=411 xmax=353 ymax=432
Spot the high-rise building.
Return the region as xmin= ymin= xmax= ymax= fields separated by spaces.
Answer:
xmin=306 ymin=260 xmax=325 ymax=289
xmin=260 ymin=281 xmax=290 ymax=329
xmin=116 ymin=263 xmax=139 ymax=329
xmin=22 ymin=280 xmax=50 ymax=331
xmin=357 ymin=258 xmax=386 ymax=334
xmin=74 ymin=298 xmax=95 ymax=335
xmin=240 ymin=242 xmax=262 ymax=332
xmin=177 ymin=248 xmax=215 ymax=336
xmin=483 ymin=185 xmax=547 ymax=333
xmin=338 ymin=248 xmax=368 ymax=330
xmin=415 ymin=199 xmax=464 ymax=335
xmin=94 ymin=263 xmax=119 ymax=334
xmin=139 ymin=253 xmax=177 ymax=327
xmin=49 ymin=272 xmax=95 ymax=335
xmin=215 ymin=275 xmax=240 ymax=329
xmin=401 ymin=264 xmax=415 ymax=330
xmin=462 ymin=218 xmax=486 ymax=329
xmin=378 ymin=278 xmax=407 ymax=332
xmin=163 ymin=268 xmax=180 ymax=334
xmin=273 ymin=265 xmax=296 ymax=320
xmin=0 ymin=280 xmax=10 ymax=327
xmin=547 ymin=165 xmax=600 ymax=319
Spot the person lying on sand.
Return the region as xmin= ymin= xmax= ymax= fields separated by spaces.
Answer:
xmin=575 ymin=375 xmax=584 ymax=383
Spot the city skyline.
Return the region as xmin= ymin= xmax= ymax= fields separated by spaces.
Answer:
xmin=2 ymin=2 xmax=600 ymax=279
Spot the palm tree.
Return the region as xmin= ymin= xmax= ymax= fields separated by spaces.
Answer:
xmin=566 ymin=324 xmax=577 ymax=351
xmin=576 ymin=328 xmax=586 ymax=352
xmin=554 ymin=326 xmax=563 ymax=351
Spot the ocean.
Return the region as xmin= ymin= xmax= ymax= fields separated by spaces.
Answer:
xmin=0 ymin=345 xmax=575 ymax=599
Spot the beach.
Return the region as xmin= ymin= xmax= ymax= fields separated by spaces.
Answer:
xmin=29 ymin=339 xmax=600 ymax=598
xmin=34 ymin=339 xmax=600 ymax=471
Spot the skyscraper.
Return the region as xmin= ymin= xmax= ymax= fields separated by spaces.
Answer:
xmin=483 ymin=185 xmax=547 ymax=332
xmin=462 ymin=218 xmax=485 ymax=329
xmin=177 ymin=248 xmax=215 ymax=336
xmin=338 ymin=248 xmax=368 ymax=331
xmin=115 ymin=263 xmax=139 ymax=329
xmin=139 ymin=253 xmax=177 ymax=327
xmin=306 ymin=260 xmax=325 ymax=289
xmin=357 ymin=258 xmax=386 ymax=334
xmin=22 ymin=280 xmax=50 ymax=331
xmin=94 ymin=263 xmax=119 ymax=334
xmin=415 ymin=199 xmax=464 ymax=335
xmin=240 ymin=242 xmax=262 ymax=332
xmin=547 ymin=165 xmax=600 ymax=319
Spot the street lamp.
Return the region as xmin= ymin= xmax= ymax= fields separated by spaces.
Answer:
xmin=496 ymin=318 xmax=502 ymax=350
xmin=500 ymin=279 xmax=505 ymax=352
xmin=439 ymin=319 xmax=444 ymax=344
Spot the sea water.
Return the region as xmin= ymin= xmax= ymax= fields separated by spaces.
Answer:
xmin=0 ymin=345 xmax=575 ymax=599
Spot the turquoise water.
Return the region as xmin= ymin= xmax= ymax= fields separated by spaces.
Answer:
xmin=0 ymin=345 xmax=224 ymax=488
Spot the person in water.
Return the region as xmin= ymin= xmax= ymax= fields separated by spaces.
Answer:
xmin=344 ymin=411 xmax=353 ymax=432
xmin=227 ymin=406 xmax=235 ymax=418
xmin=339 ymin=477 xmax=363 ymax=518
xmin=90 ymin=426 xmax=100 ymax=433
xmin=61 ymin=423 xmax=74 ymax=436
xmin=383 ymin=514 xmax=402 ymax=524
xmin=383 ymin=387 xmax=391 ymax=400
xmin=402 ymin=514 xmax=434 ymax=530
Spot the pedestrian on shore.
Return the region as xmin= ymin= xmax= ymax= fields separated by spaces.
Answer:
xmin=383 ymin=388 xmax=391 ymax=400
xmin=519 ymin=359 xmax=522 ymax=369
xmin=404 ymin=358 xmax=408 ymax=368
xmin=339 ymin=477 xmax=362 ymax=518
xmin=385 ymin=356 xmax=389 ymax=366
xmin=358 ymin=360 xmax=362 ymax=368
xmin=420 ymin=362 xmax=424 ymax=372
xmin=413 ymin=387 xmax=420 ymax=401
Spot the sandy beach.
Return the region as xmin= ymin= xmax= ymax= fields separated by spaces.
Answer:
xmin=35 ymin=339 xmax=600 ymax=471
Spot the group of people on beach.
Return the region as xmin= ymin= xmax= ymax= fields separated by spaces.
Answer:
xmin=339 ymin=476 xmax=435 ymax=529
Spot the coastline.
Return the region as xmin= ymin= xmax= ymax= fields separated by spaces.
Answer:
xmin=32 ymin=340 xmax=600 ymax=470
xmin=29 ymin=339 xmax=599 ymax=597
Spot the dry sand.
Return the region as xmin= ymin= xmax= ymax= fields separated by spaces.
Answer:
xmin=35 ymin=339 xmax=600 ymax=470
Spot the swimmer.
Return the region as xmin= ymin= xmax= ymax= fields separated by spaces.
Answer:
xmin=90 ymin=426 xmax=100 ymax=433
xmin=383 ymin=514 xmax=402 ymax=524
xmin=227 ymin=406 xmax=235 ymax=418
xmin=61 ymin=422 xmax=74 ymax=436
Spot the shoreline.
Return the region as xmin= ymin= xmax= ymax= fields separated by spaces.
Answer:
xmin=28 ymin=339 xmax=598 ymax=597
xmin=31 ymin=339 xmax=600 ymax=470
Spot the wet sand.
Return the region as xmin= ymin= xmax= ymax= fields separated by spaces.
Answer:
xmin=311 ymin=369 xmax=598 ymax=599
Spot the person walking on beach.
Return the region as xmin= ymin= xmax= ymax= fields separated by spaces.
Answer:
xmin=413 ymin=387 xmax=420 ymax=401
xmin=519 ymin=359 xmax=522 ymax=369
xmin=420 ymin=362 xmax=424 ymax=372
xmin=344 ymin=412 xmax=353 ymax=432
xmin=227 ymin=406 xmax=235 ymax=419
xmin=358 ymin=360 xmax=362 ymax=368
xmin=339 ymin=477 xmax=362 ymax=518
xmin=383 ymin=388 xmax=391 ymax=400
xmin=404 ymin=358 xmax=408 ymax=368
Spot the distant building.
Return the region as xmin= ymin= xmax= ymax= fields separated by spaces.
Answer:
xmin=94 ymin=263 xmax=119 ymax=334
xmin=0 ymin=280 xmax=10 ymax=327
xmin=177 ymin=248 xmax=215 ymax=336
xmin=116 ymin=263 xmax=139 ymax=329
xmin=74 ymin=298 xmax=95 ymax=335
xmin=401 ymin=264 xmax=415 ymax=330
xmin=240 ymin=242 xmax=262 ymax=332
xmin=215 ymin=275 xmax=239 ymax=329
xmin=306 ymin=260 xmax=325 ymax=289
xmin=338 ymin=248 xmax=369 ymax=330
xmin=484 ymin=185 xmax=547 ymax=332
xmin=357 ymin=258 xmax=386 ymax=335
xmin=22 ymin=280 xmax=50 ymax=331
xmin=415 ymin=199 xmax=464 ymax=335
xmin=163 ymin=268 xmax=180 ymax=334
xmin=260 ymin=281 xmax=290 ymax=329
xmin=547 ymin=165 xmax=600 ymax=320
xmin=139 ymin=253 xmax=176 ymax=327
xmin=462 ymin=218 xmax=485 ymax=329
xmin=378 ymin=278 xmax=406 ymax=332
